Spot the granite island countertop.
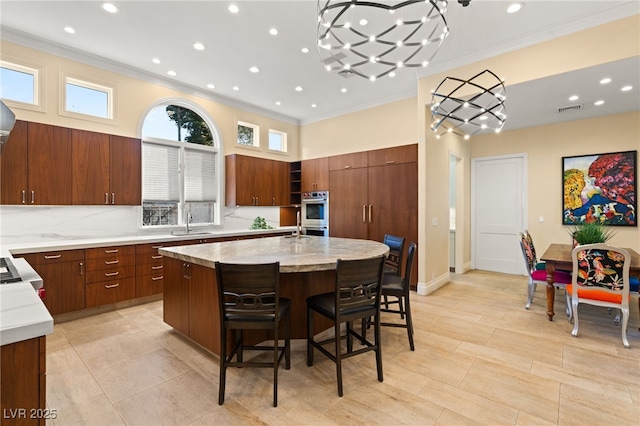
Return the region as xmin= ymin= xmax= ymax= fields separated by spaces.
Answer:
xmin=160 ymin=236 xmax=390 ymax=273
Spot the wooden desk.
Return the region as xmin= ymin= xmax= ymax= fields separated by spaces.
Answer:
xmin=540 ymin=244 xmax=640 ymax=321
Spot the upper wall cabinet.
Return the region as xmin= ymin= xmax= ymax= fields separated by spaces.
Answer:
xmin=1 ymin=121 xmax=73 ymax=205
xmin=225 ymin=154 xmax=289 ymax=207
xmin=301 ymin=157 xmax=329 ymax=192
xmin=71 ymin=130 xmax=141 ymax=206
xmin=329 ymin=151 xmax=368 ymax=171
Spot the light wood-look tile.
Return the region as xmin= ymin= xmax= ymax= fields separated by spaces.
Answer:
xmin=46 ymin=271 xmax=640 ymax=425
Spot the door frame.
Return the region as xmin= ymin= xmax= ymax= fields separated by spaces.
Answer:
xmin=470 ymin=153 xmax=528 ymax=272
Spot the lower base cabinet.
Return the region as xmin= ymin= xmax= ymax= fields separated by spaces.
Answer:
xmin=85 ymin=277 xmax=136 ymax=308
xmin=0 ymin=336 xmax=47 ymax=426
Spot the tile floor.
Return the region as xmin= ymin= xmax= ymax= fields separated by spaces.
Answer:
xmin=45 ymin=271 xmax=640 ymax=425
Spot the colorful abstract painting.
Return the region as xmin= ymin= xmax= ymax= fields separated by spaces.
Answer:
xmin=562 ymin=150 xmax=636 ymax=226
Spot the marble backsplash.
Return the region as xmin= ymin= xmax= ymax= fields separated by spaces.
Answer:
xmin=0 ymin=205 xmax=281 ymax=249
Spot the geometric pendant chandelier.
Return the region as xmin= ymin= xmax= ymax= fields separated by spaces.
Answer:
xmin=430 ymin=69 xmax=507 ymax=139
xmin=317 ymin=0 xmax=450 ymax=81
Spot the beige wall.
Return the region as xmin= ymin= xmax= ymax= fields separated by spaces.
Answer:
xmin=300 ymin=97 xmax=418 ymax=159
xmin=472 ymin=112 xmax=640 ymax=253
xmin=0 ymin=40 xmax=300 ymax=161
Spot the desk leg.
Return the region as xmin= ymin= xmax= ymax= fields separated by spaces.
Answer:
xmin=545 ymin=262 xmax=556 ymax=321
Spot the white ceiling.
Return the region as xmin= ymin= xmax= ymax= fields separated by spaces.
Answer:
xmin=1 ymin=0 xmax=639 ymax=130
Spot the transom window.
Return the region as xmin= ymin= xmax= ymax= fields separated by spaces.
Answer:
xmin=141 ymin=103 xmax=220 ymax=227
xmin=0 ymin=60 xmax=40 ymax=107
xmin=237 ymin=121 xmax=259 ymax=147
xmin=268 ymin=129 xmax=287 ymax=153
xmin=63 ymin=76 xmax=113 ymax=119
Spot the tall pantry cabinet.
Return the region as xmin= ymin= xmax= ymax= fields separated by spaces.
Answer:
xmin=329 ymin=144 xmax=418 ymax=286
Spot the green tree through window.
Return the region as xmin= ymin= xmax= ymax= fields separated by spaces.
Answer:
xmin=166 ymin=105 xmax=213 ymax=146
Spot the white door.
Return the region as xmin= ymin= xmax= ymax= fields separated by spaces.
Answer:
xmin=472 ymin=154 xmax=526 ymax=274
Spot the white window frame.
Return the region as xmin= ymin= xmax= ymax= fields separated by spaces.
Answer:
xmin=268 ymin=128 xmax=288 ymax=153
xmin=142 ymin=136 xmax=220 ymax=228
xmin=60 ymin=73 xmax=115 ymax=123
xmin=237 ymin=120 xmax=260 ymax=149
xmin=0 ymin=59 xmax=45 ymax=112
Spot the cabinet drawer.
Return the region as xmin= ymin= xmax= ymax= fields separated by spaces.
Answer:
xmin=85 ymin=245 xmax=135 ymax=260
xmin=135 ymin=242 xmax=170 ymax=255
xmin=367 ymin=144 xmax=417 ymax=167
xmin=136 ymin=273 xmax=164 ymax=298
xmin=85 ymin=277 xmax=135 ymax=308
xmin=20 ymin=249 xmax=85 ymax=266
xmin=136 ymin=259 xmax=164 ymax=276
xmin=85 ymin=264 xmax=135 ymax=284
xmin=329 ymin=151 xmax=368 ymax=171
xmin=85 ymin=254 xmax=135 ymax=272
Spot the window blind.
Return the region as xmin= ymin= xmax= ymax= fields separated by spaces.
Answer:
xmin=184 ymin=148 xmax=216 ymax=202
xmin=143 ymin=142 xmax=179 ymax=201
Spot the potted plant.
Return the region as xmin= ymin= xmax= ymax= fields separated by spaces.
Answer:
xmin=567 ymin=222 xmax=616 ymax=246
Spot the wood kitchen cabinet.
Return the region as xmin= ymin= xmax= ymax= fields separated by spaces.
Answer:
xmin=329 ymin=145 xmax=418 ymax=286
xmin=225 ymin=154 xmax=289 ymax=206
xmin=135 ymin=242 xmax=167 ymax=298
xmin=84 ymin=246 xmax=136 ymax=308
xmin=1 ymin=336 xmax=46 ymax=426
xmin=21 ymin=250 xmax=85 ymax=315
xmin=72 ymin=130 xmax=141 ymax=205
xmin=1 ymin=121 xmax=73 ymax=205
xmin=301 ymin=157 xmax=329 ymax=192
xmin=163 ymin=257 xmax=192 ymax=337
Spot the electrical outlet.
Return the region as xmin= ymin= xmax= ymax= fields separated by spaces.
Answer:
xmin=431 ymin=217 xmax=438 ymax=226
xmin=538 ymin=216 xmax=544 ymax=223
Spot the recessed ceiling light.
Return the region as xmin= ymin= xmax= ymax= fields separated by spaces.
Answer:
xmin=301 ymin=47 xmax=309 ymax=54
xmin=64 ymin=26 xmax=75 ymax=34
xmin=295 ymin=86 xmax=303 ymax=92
xmin=102 ymin=2 xmax=118 ymax=13
xmin=506 ymin=3 xmax=523 ymax=14
xmin=621 ymin=85 xmax=633 ymax=92
xmin=233 ymin=86 xmax=239 ymax=91
xmin=193 ymin=42 xmax=205 ymax=51
xmin=600 ymin=77 xmax=612 ymax=85
xmin=249 ymin=66 xmax=260 ymax=73
xmin=311 ymin=104 xmax=317 ymax=108
xmin=569 ymin=95 xmax=579 ymax=101
xmin=269 ymin=28 xmax=278 ymax=36
xmin=167 ymin=70 xmax=177 ymax=76
xmin=594 ymin=100 xmax=605 ymax=106
xmin=359 ymin=19 xmax=368 ymax=26
xmin=152 ymin=58 xmax=161 ymax=64
xmin=228 ymin=4 xmax=239 ymax=13
xmin=207 ymin=83 xmax=215 ymax=89
xmin=389 ymin=71 xmax=396 ymax=78
xmin=275 ymin=101 xmax=281 ymax=106
xmin=341 ymin=88 xmax=347 ymax=93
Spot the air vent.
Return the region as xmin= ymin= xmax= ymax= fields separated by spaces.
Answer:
xmin=558 ymin=104 xmax=582 ymax=113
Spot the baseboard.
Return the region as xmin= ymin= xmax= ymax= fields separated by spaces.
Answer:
xmin=416 ymin=271 xmax=451 ymax=296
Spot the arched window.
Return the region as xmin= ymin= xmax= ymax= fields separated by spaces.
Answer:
xmin=141 ymin=102 xmax=221 ymax=227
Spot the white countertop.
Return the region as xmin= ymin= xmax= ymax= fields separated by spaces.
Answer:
xmin=1 ymin=281 xmax=53 ymax=346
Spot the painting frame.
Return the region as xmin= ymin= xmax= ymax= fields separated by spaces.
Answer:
xmin=562 ymin=150 xmax=636 ymax=227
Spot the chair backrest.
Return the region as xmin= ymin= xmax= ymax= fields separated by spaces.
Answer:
xmin=522 ymin=230 xmax=538 ymax=262
xmin=401 ymin=242 xmax=417 ymax=289
xmin=335 ymin=256 xmax=385 ymax=321
xmin=215 ymin=261 xmax=281 ymax=322
xmin=571 ymin=243 xmax=630 ymax=305
xmin=518 ymin=232 xmax=536 ymax=275
xmin=383 ymin=234 xmax=405 ymax=276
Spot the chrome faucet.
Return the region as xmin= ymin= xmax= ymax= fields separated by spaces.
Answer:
xmin=185 ymin=208 xmax=193 ymax=233
xmin=296 ymin=210 xmax=302 ymax=238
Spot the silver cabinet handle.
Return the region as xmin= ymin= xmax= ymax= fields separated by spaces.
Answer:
xmin=105 ymin=192 xmax=109 ymax=204
xmin=104 ymin=260 xmax=119 ymax=265
xmin=151 ymin=275 xmax=163 ymax=281
xmin=151 ymin=255 xmax=163 ymax=260
xmin=31 ymin=190 xmax=35 ymax=204
xmin=105 ymin=249 xmax=119 ymax=254
xmin=151 ymin=265 xmax=163 ymax=270
xmin=105 ymin=271 xmax=119 ymax=277
xmin=368 ymin=205 xmax=373 ymax=223
xmin=44 ymin=254 xmax=62 ymax=259
xmin=79 ymin=262 xmax=84 ymax=275
xmin=362 ymin=205 xmax=367 ymax=223
xmin=111 ymin=193 xmax=115 ymax=204
xmin=386 ymin=160 xmax=396 ymax=165
xmin=344 ymin=165 xmax=352 ymax=169
xmin=272 ymin=197 xmax=276 ymax=206
xmin=22 ymin=190 xmax=26 ymax=204
xmin=105 ymin=283 xmax=120 ymax=289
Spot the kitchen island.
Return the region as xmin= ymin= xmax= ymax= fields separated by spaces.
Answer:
xmin=159 ymin=236 xmax=389 ymax=355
